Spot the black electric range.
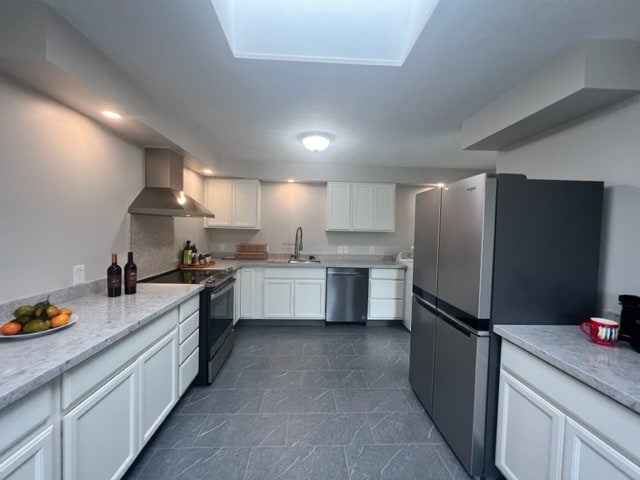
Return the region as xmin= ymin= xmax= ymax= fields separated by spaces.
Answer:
xmin=141 ymin=268 xmax=235 ymax=385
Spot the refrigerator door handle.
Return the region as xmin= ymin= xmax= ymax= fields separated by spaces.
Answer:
xmin=414 ymin=294 xmax=437 ymax=314
xmin=437 ymin=309 xmax=490 ymax=337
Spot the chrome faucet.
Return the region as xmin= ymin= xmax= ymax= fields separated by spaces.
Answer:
xmin=294 ymin=226 xmax=303 ymax=260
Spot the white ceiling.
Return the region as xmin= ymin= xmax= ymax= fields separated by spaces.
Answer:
xmin=39 ymin=0 xmax=640 ymax=170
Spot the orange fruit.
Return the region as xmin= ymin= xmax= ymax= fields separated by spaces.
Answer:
xmin=59 ymin=307 xmax=73 ymax=315
xmin=50 ymin=313 xmax=69 ymax=328
xmin=1 ymin=321 xmax=22 ymax=335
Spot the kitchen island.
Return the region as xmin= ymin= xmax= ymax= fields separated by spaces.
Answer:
xmin=494 ymin=324 xmax=640 ymax=479
xmin=0 ymin=282 xmax=203 ymax=480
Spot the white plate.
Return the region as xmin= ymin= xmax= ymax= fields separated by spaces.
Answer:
xmin=0 ymin=314 xmax=78 ymax=340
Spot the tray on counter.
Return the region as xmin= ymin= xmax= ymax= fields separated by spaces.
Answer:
xmin=178 ymin=262 xmax=215 ymax=269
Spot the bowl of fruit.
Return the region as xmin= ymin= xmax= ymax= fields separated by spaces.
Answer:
xmin=1 ymin=297 xmax=76 ymax=339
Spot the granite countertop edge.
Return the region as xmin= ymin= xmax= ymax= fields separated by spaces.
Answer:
xmin=494 ymin=324 xmax=640 ymax=415
xmin=0 ymin=283 xmax=204 ymax=411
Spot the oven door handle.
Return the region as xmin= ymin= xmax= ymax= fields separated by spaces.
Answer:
xmin=210 ymin=279 xmax=235 ymax=299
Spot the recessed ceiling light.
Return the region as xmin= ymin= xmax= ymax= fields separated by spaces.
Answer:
xmin=204 ymin=169 xmax=214 ymax=175
xmin=301 ymin=133 xmax=331 ymax=152
xmin=211 ymin=0 xmax=441 ymax=66
xmin=287 ymin=179 xmax=295 ymax=183
xmin=102 ymin=110 xmax=121 ymax=119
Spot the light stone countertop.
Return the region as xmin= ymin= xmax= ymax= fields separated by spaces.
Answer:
xmin=184 ymin=258 xmax=406 ymax=271
xmin=494 ymin=324 xmax=640 ymax=414
xmin=0 ymin=283 xmax=203 ymax=411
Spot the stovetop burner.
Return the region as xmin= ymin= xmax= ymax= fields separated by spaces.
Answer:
xmin=141 ymin=267 xmax=234 ymax=288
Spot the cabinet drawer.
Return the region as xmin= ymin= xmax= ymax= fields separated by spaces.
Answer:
xmin=369 ymin=279 xmax=404 ymax=299
xmin=263 ymin=268 xmax=325 ymax=279
xmin=0 ymin=383 xmax=53 ymax=454
xmin=179 ymin=295 xmax=200 ymax=322
xmin=62 ymin=308 xmax=177 ymax=409
xmin=179 ymin=329 xmax=199 ymax=365
xmin=370 ymin=268 xmax=404 ymax=280
xmin=179 ymin=311 xmax=199 ymax=343
xmin=179 ymin=348 xmax=199 ymax=396
xmin=368 ymin=299 xmax=404 ymax=319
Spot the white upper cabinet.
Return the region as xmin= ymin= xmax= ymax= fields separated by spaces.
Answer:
xmin=326 ymin=183 xmax=352 ymax=230
xmin=204 ymin=178 xmax=261 ymax=229
xmin=326 ymin=182 xmax=395 ymax=232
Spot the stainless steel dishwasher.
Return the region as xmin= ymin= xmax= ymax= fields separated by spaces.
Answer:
xmin=325 ymin=267 xmax=369 ymax=324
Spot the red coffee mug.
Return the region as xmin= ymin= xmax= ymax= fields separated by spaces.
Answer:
xmin=580 ymin=317 xmax=619 ymax=346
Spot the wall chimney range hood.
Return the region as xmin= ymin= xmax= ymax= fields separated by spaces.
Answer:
xmin=128 ymin=148 xmax=215 ymax=218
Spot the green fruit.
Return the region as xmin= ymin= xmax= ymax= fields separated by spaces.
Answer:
xmin=13 ymin=305 xmax=35 ymax=318
xmin=33 ymin=296 xmax=51 ymax=309
xmin=16 ymin=315 xmax=33 ymax=325
xmin=22 ymin=319 xmax=49 ymax=334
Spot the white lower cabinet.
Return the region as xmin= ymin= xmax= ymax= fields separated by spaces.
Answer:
xmin=562 ymin=419 xmax=640 ymax=480
xmin=63 ymin=364 xmax=138 ymax=480
xmin=263 ymin=279 xmax=294 ymax=318
xmin=294 ymin=279 xmax=326 ymax=318
xmin=0 ymin=425 xmax=55 ymax=480
xmin=138 ymin=331 xmax=178 ymax=446
xmin=497 ymin=341 xmax=640 ymax=480
xmin=240 ymin=268 xmax=264 ymax=318
xmin=368 ymin=268 xmax=404 ymax=320
xmin=496 ymin=371 xmax=563 ymax=480
xmin=262 ymin=268 xmax=325 ymax=320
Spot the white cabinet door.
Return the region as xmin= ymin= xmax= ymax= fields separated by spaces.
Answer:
xmin=204 ymin=179 xmax=260 ymax=229
xmin=263 ymin=279 xmax=294 ymax=319
xmin=294 ymin=279 xmax=326 ymax=319
xmin=63 ymin=363 xmax=137 ymax=480
xmin=372 ymin=183 xmax=395 ymax=231
xmin=352 ymin=184 xmax=375 ymax=231
xmin=562 ymin=418 xmax=640 ymax=480
xmin=326 ymin=183 xmax=351 ymax=230
xmin=240 ymin=268 xmax=263 ymax=318
xmin=204 ymin=179 xmax=233 ymax=227
xmin=0 ymin=425 xmax=54 ymax=480
xmin=496 ymin=371 xmax=564 ymax=480
xmin=138 ymin=331 xmax=178 ymax=447
xmin=326 ymin=182 xmax=395 ymax=232
xmin=233 ymin=179 xmax=260 ymax=228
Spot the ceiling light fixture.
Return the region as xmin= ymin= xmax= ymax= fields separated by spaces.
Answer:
xmin=301 ymin=133 xmax=331 ymax=152
xmin=203 ymin=169 xmax=213 ymax=175
xmin=102 ymin=110 xmax=121 ymax=119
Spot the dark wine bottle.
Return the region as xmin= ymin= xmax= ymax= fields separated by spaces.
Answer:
xmin=107 ymin=253 xmax=122 ymax=297
xmin=124 ymin=251 xmax=137 ymax=295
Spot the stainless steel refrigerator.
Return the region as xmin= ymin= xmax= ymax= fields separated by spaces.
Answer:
xmin=409 ymin=173 xmax=603 ymax=479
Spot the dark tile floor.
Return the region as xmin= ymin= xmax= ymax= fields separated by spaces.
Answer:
xmin=124 ymin=324 xmax=471 ymax=480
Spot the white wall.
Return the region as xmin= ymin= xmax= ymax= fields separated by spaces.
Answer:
xmin=0 ymin=75 xmax=144 ymax=302
xmin=205 ymin=183 xmax=425 ymax=256
xmin=496 ymin=95 xmax=640 ymax=314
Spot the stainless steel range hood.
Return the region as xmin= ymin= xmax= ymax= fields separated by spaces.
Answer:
xmin=128 ymin=148 xmax=215 ymax=218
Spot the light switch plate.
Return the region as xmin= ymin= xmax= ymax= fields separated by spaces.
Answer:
xmin=73 ymin=265 xmax=85 ymax=285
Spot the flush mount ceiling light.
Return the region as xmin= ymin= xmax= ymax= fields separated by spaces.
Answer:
xmin=210 ymin=0 xmax=441 ymax=66
xmin=301 ymin=133 xmax=331 ymax=152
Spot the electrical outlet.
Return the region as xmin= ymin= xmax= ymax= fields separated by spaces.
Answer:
xmin=219 ymin=243 xmax=225 ymax=251
xmin=368 ymin=246 xmax=375 ymax=254
xmin=73 ymin=265 xmax=85 ymax=285
xmin=337 ymin=246 xmax=344 ymax=254
xmin=343 ymin=245 xmax=349 ymax=253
